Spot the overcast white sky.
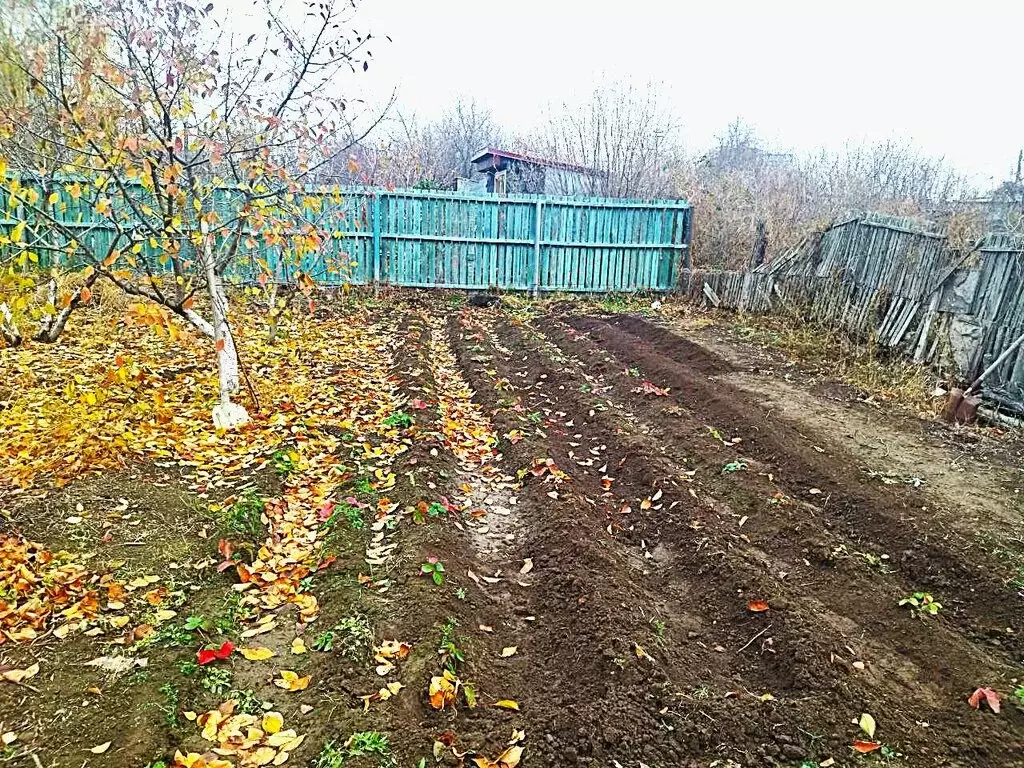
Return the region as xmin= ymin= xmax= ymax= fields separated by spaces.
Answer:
xmin=350 ymin=0 xmax=1024 ymax=187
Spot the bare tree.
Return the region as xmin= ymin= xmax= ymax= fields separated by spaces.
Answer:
xmin=312 ymin=98 xmax=502 ymax=189
xmin=526 ymin=81 xmax=683 ymax=198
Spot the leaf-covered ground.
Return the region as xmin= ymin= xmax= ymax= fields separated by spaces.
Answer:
xmin=1 ymin=295 xmax=1023 ymax=768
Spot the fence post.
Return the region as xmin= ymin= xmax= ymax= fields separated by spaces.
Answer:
xmin=531 ymin=200 xmax=543 ymax=297
xmin=372 ymin=193 xmax=382 ymax=287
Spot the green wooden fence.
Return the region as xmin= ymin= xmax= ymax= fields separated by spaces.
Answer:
xmin=1 ymin=184 xmax=692 ymax=293
xmin=292 ymin=189 xmax=691 ymax=292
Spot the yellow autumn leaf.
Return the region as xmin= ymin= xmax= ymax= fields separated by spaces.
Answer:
xmin=494 ymin=699 xmax=520 ymax=711
xmin=249 ymin=746 xmax=276 ymax=766
xmin=239 ymin=646 xmax=276 ymax=661
xmin=89 ymin=741 xmax=111 ymax=754
xmin=290 ymin=637 xmax=306 ymax=654
xmin=274 ymin=670 xmax=311 ymax=691
xmin=859 ymin=712 xmax=877 ymax=738
xmin=262 ymin=712 xmax=284 ymax=734
xmin=500 ymin=646 xmax=517 ymax=657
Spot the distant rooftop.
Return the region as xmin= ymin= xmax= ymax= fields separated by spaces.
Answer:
xmin=470 ymin=147 xmax=602 ymax=177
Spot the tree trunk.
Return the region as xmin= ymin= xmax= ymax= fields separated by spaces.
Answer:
xmin=203 ymin=240 xmax=249 ymax=429
xmin=0 ymin=303 xmax=23 ymax=347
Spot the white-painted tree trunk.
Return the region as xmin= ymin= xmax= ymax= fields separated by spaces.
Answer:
xmin=202 ymin=238 xmax=249 ymax=429
xmin=0 ymin=302 xmax=22 ymax=347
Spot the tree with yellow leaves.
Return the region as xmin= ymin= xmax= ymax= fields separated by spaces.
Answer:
xmin=0 ymin=0 xmax=385 ymax=426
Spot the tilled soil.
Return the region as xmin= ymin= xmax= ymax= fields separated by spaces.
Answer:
xmin=3 ymin=302 xmax=1023 ymax=768
xmin=430 ymin=308 xmax=1024 ymax=766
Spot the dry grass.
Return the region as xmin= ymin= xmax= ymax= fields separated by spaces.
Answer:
xmin=728 ymin=312 xmax=939 ymax=414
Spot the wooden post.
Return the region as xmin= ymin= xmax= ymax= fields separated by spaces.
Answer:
xmin=532 ymin=200 xmax=543 ymax=297
xmin=372 ymin=193 xmax=382 ymax=288
xmin=751 ymin=218 xmax=768 ymax=268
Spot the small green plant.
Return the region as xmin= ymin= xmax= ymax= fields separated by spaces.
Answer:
xmin=438 ymin=617 xmax=465 ymax=673
xmin=692 ymin=685 xmax=711 ymax=700
xmin=454 ymin=587 xmax=467 ymax=600
xmin=420 ymin=557 xmax=446 ymax=586
xmin=222 ymin=490 xmax=265 ymax=538
xmin=526 ymin=410 xmax=543 ymax=424
xmin=650 ymin=618 xmax=666 ymax=638
xmin=158 ymin=683 xmax=180 ymax=728
xmin=722 ymin=461 xmax=747 ymax=473
xmin=383 ymin=411 xmax=413 ymax=429
xmin=201 ymin=667 xmax=233 ymax=695
xmin=353 ymin=477 xmax=375 ymax=495
xmin=899 ymin=592 xmax=942 ymax=617
xmin=272 ymin=449 xmax=299 ymax=475
xmin=143 ymin=762 xmax=169 ymax=768
xmin=229 ymin=688 xmax=264 ymax=714
xmin=412 ymin=500 xmax=448 ymax=524
xmin=1013 ymin=685 xmax=1024 ymax=705
xmin=178 ymin=659 xmax=200 ymax=677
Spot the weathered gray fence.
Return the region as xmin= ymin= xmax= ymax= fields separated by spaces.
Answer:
xmin=679 ymin=213 xmax=1024 ymax=410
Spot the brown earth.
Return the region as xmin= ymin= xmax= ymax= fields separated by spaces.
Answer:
xmin=2 ymin=298 xmax=1023 ymax=768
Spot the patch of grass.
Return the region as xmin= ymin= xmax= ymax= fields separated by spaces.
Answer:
xmin=229 ymin=688 xmax=264 ymax=714
xmin=221 ymin=490 xmax=266 ymax=539
xmin=650 ymin=618 xmax=666 ymax=639
xmin=136 ymin=621 xmax=195 ymax=650
xmin=311 ymin=614 xmax=373 ymax=659
xmin=200 ymin=667 xmax=233 ymax=695
xmin=352 ymin=477 xmax=375 ymax=496
xmin=382 ymin=410 xmax=413 ymax=429
xmin=325 ymin=501 xmax=365 ymax=531
xmin=731 ymin=315 xmax=933 ymax=410
xmin=313 ymin=732 xmax=393 ymax=768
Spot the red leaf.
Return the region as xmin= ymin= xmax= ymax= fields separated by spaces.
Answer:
xmin=217 ymin=539 xmax=234 ymax=559
xmin=197 ymin=649 xmax=217 ymax=665
xmin=216 ymin=338 xmax=226 ymax=352
xmin=747 ymin=600 xmax=770 ymax=613
xmin=214 ymin=641 xmax=235 ymax=659
xmin=318 ymin=501 xmax=335 ymax=521
xmin=852 ymin=740 xmax=881 ymax=754
xmin=410 ymin=398 xmax=427 ymax=409
xmin=969 ymin=687 xmax=1001 ymax=713
xmin=641 ymin=380 xmax=668 ymax=396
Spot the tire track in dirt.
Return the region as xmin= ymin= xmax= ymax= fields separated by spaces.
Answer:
xmin=521 ymin=313 xmax=1024 ymax=766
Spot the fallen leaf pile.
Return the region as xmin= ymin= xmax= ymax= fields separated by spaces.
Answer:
xmin=0 ymin=535 xmax=121 ymax=643
xmin=176 ymin=701 xmax=304 ymax=768
xmin=424 ymin=314 xmax=507 ymax=483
